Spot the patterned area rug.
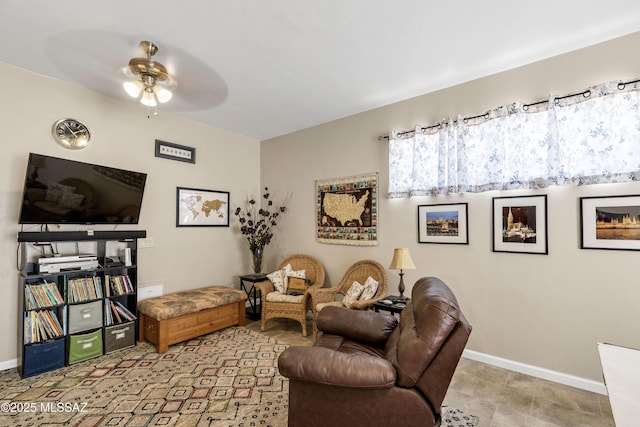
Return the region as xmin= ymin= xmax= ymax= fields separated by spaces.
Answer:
xmin=0 ymin=327 xmax=478 ymax=427
xmin=442 ymin=406 xmax=479 ymax=427
xmin=0 ymin=327 xmax=288 ymax=426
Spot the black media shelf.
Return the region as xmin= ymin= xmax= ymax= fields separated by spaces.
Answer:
xmin=18 ymin=230 xmax=146 ymax=243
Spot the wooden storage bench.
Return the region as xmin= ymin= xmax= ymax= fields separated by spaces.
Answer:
xmin=137 ymin=285 xmax=247 ymax=353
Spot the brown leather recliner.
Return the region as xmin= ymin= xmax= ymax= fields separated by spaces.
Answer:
xmin=278 ymin=277 xmax=472 ymax=427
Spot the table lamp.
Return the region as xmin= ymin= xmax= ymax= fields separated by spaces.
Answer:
xmin=389 ymin=248 xmax=416 ymax=300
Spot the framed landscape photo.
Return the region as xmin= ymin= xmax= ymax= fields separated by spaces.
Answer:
xmin=418 ymin=203 xmax=468 ymax=244
xmin=176 ymin=187 xmax=229 ymax=227
xmin=580 ymin=195 xmax=640 ymax=251
xmin=492 ymin=195 xmax=548 ymax=254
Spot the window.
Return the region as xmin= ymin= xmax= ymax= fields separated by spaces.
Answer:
xmin=388 ymin=80 xmax=640 ymax=198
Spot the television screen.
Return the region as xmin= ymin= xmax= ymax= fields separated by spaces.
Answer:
xmin=18 ymin=153 xmax=147 ymax=224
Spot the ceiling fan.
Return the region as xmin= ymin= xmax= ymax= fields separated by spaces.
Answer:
xmin=122 ymin=40 xmax=177 ymax=109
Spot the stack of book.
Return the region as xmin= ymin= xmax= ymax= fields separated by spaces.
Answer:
xmin=24 ymin=309 xmax=65 ymax=344
xmin=24 ymin=281 xmax=64 ymax=310
xmin=68 ymin=276 xmax=104 ymax=303
xmin=105 ymin=275 xmax=134 ymax=297
xmin=105 ymin=300 xmax=136 ymax=325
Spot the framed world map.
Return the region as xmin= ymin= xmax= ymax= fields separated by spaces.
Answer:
xmin=316 ymin=172 xmax=378 ymax=245
xmin=176 ymin=187 xmax=229 ymax=227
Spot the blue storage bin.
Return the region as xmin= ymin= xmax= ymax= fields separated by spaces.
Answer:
xmin=22 ymin=338 xmax=65 ymax=377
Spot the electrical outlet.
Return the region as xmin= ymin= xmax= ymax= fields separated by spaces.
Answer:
xmin=138 ymin=284 xmax=163 ymax=301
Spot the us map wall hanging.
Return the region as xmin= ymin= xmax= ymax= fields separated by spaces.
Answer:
xmin=316 ymin=172 xmax=378 ymax=246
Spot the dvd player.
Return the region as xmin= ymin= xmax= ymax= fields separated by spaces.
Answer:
xmin=38 ymin=259 xmax=99 ymax=273
xmin=38 ymin=254 xmax=97 ymax=265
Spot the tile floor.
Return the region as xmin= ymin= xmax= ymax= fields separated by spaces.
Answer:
xmin=249 ymin=317 xmax=615 ymax=427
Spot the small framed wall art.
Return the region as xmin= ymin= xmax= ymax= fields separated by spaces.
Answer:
xmin=580 ymin=194 xmax=640 ymax=251
xmin=155 ymin=139 xmax=196 ymax=164
xmin=418 ymin=203 xmax=468 ymax=244
xmin=176 ymin=187 xmax=229 ymax=227
xmin=492 ymin=194 xmax=548 ymax=254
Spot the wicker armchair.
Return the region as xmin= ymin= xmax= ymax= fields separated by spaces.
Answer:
xmin=309 ymin=259 xmax=388 ymax=339
xmin=255 ymin=254 xmax=325 ymax=337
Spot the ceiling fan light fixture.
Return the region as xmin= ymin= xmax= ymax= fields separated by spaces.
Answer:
xmin=153 ymin=85 xmax=172 ymax=103
xmin=123 ymin=40 xmax=175 ymax=110
xmin=140 ymin=90 xmax=157 ymax=107
xmin=123 ymin=80 xmax=144 ymax=98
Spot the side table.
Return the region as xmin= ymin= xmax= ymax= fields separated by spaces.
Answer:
xmin=239 ymin=274 xmax=267 ymax=321
xmin=373 ymin=295 xmax=410 ymax=316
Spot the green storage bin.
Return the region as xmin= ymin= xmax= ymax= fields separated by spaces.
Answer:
xmin=68 ymin=329 xmax=103 ymax=364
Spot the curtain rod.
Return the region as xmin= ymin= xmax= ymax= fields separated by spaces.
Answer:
xmin=377 ymin=78 xmax=640 ymax=142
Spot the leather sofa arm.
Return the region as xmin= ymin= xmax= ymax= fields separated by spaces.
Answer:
xmin=317 ymin=306 xmax=398 ymax=347
xmin=279 ymin=346 xmax=396 ymax=389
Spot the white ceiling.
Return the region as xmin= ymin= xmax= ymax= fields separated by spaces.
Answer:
xmin=2 ymin=1 xmax=640 ymax=141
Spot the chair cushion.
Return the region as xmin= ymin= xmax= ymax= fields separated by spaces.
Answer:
xmin=265 ymin=291 xmax=304 ymax=303
xmin=343 ymin=281 xmax=365 ymax=308
xmin=359 ymin=276 xmax=379 ymax=300
xmin=316 ymin=301 xmax=342 ymax=312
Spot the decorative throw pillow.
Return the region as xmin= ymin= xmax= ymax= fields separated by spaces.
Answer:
xmin=342 ymin=281 xmax=365 ymax=308
xmin=267 ymin=263 xmax=294 ymax=293
xmin=359 ymin=276 xmax=379 ymax=301
xmin=285 ymin=269 xmax=306 ymax=295
xmin=286 ymin=277 xmax=310 ymax=296
xmin=267 ymin=269 xmax=286 ymax=293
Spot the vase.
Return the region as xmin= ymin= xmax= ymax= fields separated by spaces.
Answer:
xmin=252 ymin=247 xmax=264 ymax=274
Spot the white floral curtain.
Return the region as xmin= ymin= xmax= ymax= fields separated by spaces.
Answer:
xmin=388 ymin=80 xmax=640 ymax=198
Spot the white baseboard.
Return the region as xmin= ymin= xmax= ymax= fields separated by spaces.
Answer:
xmin=1 ymin=348 xmax=608 ymax=395
xmin=0 ymin=358 xmax=18 ymax=372
xmin=463 ymin=349 xmax=607 ymax=395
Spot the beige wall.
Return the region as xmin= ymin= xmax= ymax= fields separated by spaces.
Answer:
xmin=0 ymin=63 xmax=260 ymax=365
xmin=3 ymin=31 xmax=640 ymax=387
xmin=261 ymin=32 xmax=640 ymax=384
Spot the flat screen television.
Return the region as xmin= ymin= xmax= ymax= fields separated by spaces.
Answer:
xmin=18 ymin=153 xmax=147 ymax=224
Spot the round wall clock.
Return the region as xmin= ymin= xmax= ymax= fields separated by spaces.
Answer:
xmin=52 ymin=118 xmax=91 ymax=149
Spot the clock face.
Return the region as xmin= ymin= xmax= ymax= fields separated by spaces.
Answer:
xmin=52 ymin=119 xmax=91 ymax=149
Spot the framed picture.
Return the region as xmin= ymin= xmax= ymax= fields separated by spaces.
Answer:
xmin=155 ymin=139 xmax=196 ymax=164
xmin=418 ymin=203 xmax=468 ymax=244
xmin=580 ymin=195 xmax=640 ymax=251
xmin=492 ymin=195 xmax=548 ymax=254
xmin=316 ymin=172 xmax=378 ymax=246
xmin=176 ymin=187 xmax=229 ymax=227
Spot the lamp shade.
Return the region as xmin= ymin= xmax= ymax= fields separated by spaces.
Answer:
xmin=140 ymin=90 xmax=157 ymax=107
xmin=389 ymin=248 xmax=416 ymax=270
xmin=123 ymin=80 xmax=144 ymax=98
xmin=153 ymin=85 xmax=173 ymax=103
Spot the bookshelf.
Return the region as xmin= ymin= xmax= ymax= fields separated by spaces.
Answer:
xmin=18 ymin=230 xmax=145 ymax=377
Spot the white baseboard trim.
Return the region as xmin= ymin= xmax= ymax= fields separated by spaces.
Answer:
xmin=462 ymin=349 xmax=607 ymax=395
xmin=1 ymin=349 xmax=608 ymax=395
xmin=0 ymin=358 xmax=18 ymax=372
